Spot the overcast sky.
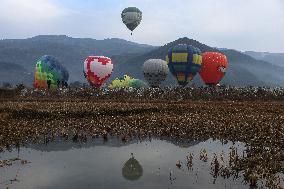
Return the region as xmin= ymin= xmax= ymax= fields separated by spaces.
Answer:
xmin=0 ymin=0 xmax=283 ymax=52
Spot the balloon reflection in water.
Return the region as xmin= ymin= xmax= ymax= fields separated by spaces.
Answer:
xmin=122 ymin=153 xmax=143 ymax=181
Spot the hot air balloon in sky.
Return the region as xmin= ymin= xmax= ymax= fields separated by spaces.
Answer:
xmin=34 ymin=55 xmax=69 ymax=89
xmin=199 ymin=52 xmax=228 ymax=86
xmin=121 ymin=7 xmax=142 ymax=35
xmin=83 ymin=56 xmax=113 ymax=88
xmin=143 ymin=59 xmax=169 ymax=87
xmin=166 ymin=44 xmax=202 ymax=86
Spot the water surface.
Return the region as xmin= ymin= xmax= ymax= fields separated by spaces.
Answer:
xmin=0 ymin=138 xmax=253 ymax=189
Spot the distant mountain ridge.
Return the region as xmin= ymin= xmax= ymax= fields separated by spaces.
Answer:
xmin=0 ymin=35 xmax=156 ymax=85
xmin=0 ymin=35 xmax=283 ymax=87
xmin=245 ymin=51 xmax=284 ymax=68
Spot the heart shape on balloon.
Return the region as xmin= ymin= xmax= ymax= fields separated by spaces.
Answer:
xmin=84 ymin=56 xmax=114 ymax=87
xmin=90 ymin=59 xmax=113 ymax=79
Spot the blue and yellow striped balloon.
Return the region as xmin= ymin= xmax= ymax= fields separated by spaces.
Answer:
xmin=166 ymin=44 xmax=202 ymax=86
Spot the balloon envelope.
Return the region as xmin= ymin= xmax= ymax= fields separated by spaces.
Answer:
xmin=129 ymin=79 xmax=146 ymax=88
xmin=34 ymin=55 xmax=69 ymax=89
xmin=121 ymin=7 xmax=142 ymax=33
xmin=109 ymin=75 xmax=146 ymax=89
xmin=83 ymin=56 xmax=113 ymax=88
xmin=166 ymin=44 xmax=202 ymax=86
xmin=143 ymin=59 xmax=169 ymax=87
xmin=199 ymin=52 xmax=228 ymax=85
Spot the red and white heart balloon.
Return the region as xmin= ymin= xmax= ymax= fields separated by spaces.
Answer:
xmin=84 ymin=56 xmax=114 ymax=87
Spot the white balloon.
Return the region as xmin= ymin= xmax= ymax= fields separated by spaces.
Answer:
xmin=143 ymin=59 xmax=169 ymax=87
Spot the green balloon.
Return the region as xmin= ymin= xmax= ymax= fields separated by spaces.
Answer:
xmin=129 ymin=79 xmax=146 ymax=88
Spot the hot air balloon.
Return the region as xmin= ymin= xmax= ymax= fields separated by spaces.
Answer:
xmin=129 ymin=79 xmax=146 ymax=88
xmin=34 ymin=55 xmax=69 ymax=89
xmin=83 ymin=56 xmax=113 ymax=88
xmin=143 ymin=59 xmax=169 ymax=87
xmin=109 ymin=75 xmax=132 ymax=89
xmin=166 ymin=44 xmax=202 ymax=86
xmin=109 ymin=75 xmax=146 ymax=89
xmin=121 ymin=7 xmax=142 ymax=35
xmin=199 ymin=52 xmax=228 ymax=86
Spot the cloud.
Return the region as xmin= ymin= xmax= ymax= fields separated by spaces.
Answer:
xmin=0 ymin=0 xmax=283 ymax=52
xmin=135 ymin=0 xmax=284 ymax=52
xmin=0 ymin=0 xmax=67 ymax=37
xmin=0 ymin=0 xmax=65 ymax=22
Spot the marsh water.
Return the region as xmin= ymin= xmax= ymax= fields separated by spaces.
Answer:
xmin=0 ymin=138 xmax=258 ymax=189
